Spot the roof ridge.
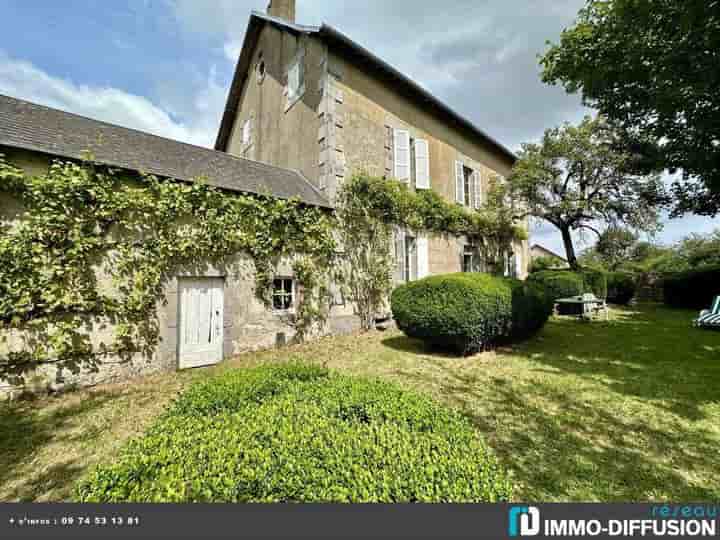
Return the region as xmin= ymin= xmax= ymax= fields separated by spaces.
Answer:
xmin=0 ymin=93 xmax=307 ymax=178
xmin=0 ymin=93 xmax=332 ymax=208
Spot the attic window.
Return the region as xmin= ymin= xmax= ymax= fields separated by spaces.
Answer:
xmin=285 ymin=46 xmax=305 ymax=112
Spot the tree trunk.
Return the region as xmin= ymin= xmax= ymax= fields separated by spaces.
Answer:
xmin=560 ymin=225 xmax=579 ymax=270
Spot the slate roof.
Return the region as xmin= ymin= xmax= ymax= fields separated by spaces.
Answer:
xmin=0 ymin=94 xmax=331 ymax=208
xmin=215 ymin=11 xmax=517 ymax=165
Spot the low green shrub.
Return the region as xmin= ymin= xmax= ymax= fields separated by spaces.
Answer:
xmin=509 ymin=280 xmax=555 ymax=339
xmin=527 ymin=270 xmax=585 ymax=302
xmin=391 ymin=273 xmax=551 ymax=354
xmin=606 ymin=271 xmax=636 ymax=305
xmin=75 ymin=364 xmax=512 ymax=503
xmin=663 ymin=265 xmax=720 ymax=310
xmin=579 ymin=268 xmax=608 ymax=300
xmin=528 ymin=269 xmax=608 ymax=301
xmin=391 ymin=273 xmax=512 ymax=354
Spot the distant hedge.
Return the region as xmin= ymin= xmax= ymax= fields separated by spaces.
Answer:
xmin=527 ymin=270 xmax=585 ymax=301
xmin=606 ymin=271 xmax=637 ymax=305
xmin=391 ymin=273 xmax=552 ymax=354
xmin=75 ymin=364 xmax=512 ymax=502
xmin=663 ymin=265 xmax=720 ymax=309
xmin=528 ymin=269 xmax=608 ymax=301
xmin=580 ymin=269 xmax=608 ymax=300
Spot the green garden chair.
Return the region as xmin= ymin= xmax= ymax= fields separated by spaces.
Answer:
xmin=695 ymin=296 xmax=720 ymax=328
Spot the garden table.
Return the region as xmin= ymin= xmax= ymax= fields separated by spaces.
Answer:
xmin=554 ymin=295 xmax=608 ymax=321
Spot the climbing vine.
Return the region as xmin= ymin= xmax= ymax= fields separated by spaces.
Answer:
xmin=0 ymin=155 xmax=336 ymax=385
xmin=0 ymin=157 xmax=526 ymax=387
xmin=336 ymin=172 xmax=527 ymax=330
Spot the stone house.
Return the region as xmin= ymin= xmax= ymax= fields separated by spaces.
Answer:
xmin=0 ymin=0 xmax=527 ymax=396
xmin=530 ymin=244 xmax=569 ymax=269
xmin=219 ymin=0 xmax=529 ymax=285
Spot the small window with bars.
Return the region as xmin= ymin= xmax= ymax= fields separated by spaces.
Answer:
xmin=272 ymin=278 xmax=294 ymax=311
xmin=463 ymin=245 xmax=475 ymax=273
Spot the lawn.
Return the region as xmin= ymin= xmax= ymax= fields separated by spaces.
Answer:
xmin=2 ymin=304 xmax=720 ymax=501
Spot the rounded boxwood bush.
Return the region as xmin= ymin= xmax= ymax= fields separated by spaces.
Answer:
xmin=509 ymin=280 xmax=554 ymax=339
xmin=606 ymin=271 xmax=636 ymax=305
xmin=391 ymin=273 xmax=513 ymax=354
xmin=391 ymin=273 xmax=551 ymax=354
xmin=663 ymin=265 xmax=720 ymax=309
xmin=75 ymin=364 xmax=512 ymax=503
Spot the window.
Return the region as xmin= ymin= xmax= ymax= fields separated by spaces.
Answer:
xmin=463 ymin=245 xmax=475 ymax=273
xmin=241 ymin=118 xmax=251 ymax=147
xmin=455 ymin=160 xmax=482 ymax=208
xmin=504 ymin=252 xmax=518 ymax=278
xmin=272 ymin=278 xmax=294 ymax=311
xmin=286 ymin=48 xmax=305 ymax=109
xmin=404 ymin=235 xmax=417 ymax=282
xmin=463 ymin=166 xmax=473 ymax=206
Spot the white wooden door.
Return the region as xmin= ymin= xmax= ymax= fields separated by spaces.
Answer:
xmin=178 ymin=277 xmax=224 ymax=369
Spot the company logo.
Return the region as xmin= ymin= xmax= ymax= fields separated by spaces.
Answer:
xmin=508 ymin=506 xmax=540 ymax=537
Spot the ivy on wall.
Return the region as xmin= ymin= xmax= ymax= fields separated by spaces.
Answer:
xmin=0 ymin=155 xmax=336 ymax=386
xmin=336 ymin=173 xmax=527 ymax=330
xmin=0 ymin=157 xmax=525 ymax=388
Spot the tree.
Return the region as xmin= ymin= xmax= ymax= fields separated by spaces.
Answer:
xmin=595 ymin=227 xmax=638 ymax=270
xmin=540 ymin=0 xmax=720 ymax=216
xmin=508 ymin=116 xmax=665 ymax=270
xmin=675 ymin=230 xmax=720 ymax=268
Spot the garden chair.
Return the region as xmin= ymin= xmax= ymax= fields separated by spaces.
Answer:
xmin=695 ymin=296 xmax=720 ymax=328
xmin=582 ymin=293 xmax=609 ymax=321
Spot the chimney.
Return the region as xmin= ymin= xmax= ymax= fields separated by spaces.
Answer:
xmin=267 ymin=0 xmax=296 ymax=22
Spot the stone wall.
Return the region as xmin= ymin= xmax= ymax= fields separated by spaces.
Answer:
xmin=0 ymin=148 xmax=358 ymax=399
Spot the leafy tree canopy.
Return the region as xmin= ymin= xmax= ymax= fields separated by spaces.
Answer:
xmin=508 ymin=116 xmax=665 ymax=269
xmin=541 ymin=0 xmax=720 ymax=216
xmin=595 ymin=227 xmax=639 ymax=270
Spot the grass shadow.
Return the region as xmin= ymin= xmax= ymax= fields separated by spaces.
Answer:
xmin=0 ymin=391 xmax=117 ymax=500
xmin=380 ymin=304 xmax=720 ymax=500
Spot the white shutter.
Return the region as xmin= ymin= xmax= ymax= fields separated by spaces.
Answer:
xmin=455 ymin=161 xmax=464 ymax=204
xmin=394 ymin=229 xmax=405 ymax=282
xmin=473 ymin=170 xmax=482 ymax=209
xmin=515 ymin=247 xmax=523 ymax=278
xmin=394 ymin=129 xmax=410 ymax=181
xmin=417 ymin=235 xmax=429 ymax=278
xmin=242 ymin=118 xmax=251 ymax=146
xmin=414 ymin=139 xmax=430 ymax=189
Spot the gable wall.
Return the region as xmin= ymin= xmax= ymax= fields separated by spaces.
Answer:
xmin=225 ymin=24 xmax=325 ymax=188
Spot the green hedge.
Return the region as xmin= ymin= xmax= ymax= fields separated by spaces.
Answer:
xmin=528 ymin=269 xmax=608 ymax=301
xmin=606 ymin=271 xmax=636 ymax=305
xmin=75 ymin=364 xmax=512 ymax=502
xmin=663 ymin=265 xmax=720 ymax=309
xmin=527 ymin=270 xmax=585 ymax=301
xmin=580 ymin=268 xmax=608 ymax=300
xmin=391 ymin=273 xmax=551 ymax=354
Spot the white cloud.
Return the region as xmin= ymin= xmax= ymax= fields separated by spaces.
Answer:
xmin=223 ymin=39 xmax=243 ymax=63
xmin=0 ymin=52 xmax=223 ymax=148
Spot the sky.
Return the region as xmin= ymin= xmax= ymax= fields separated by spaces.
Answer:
xmin=0 ymin=0 xmax=716 ymax=255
